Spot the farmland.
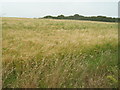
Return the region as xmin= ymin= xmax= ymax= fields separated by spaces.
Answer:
xmin=2 ymin=17 xmax=118 ymax=88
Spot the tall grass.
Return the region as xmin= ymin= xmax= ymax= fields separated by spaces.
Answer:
xmin=2 ymin=17 xmax=118 ymax=88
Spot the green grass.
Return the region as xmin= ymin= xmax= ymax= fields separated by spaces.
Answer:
xmin=2 ymin=17 xmax=118 ymax=88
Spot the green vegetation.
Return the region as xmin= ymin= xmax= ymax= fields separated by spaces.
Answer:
xmin=2 ymin=17 xmax=118 ymax=88
xmin=43 ymin=14 xmax=118 ymax=22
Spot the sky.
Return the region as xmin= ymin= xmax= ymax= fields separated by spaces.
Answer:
xmin=1 ymin=0 xmax=119 ymax=18
xmin=1 ymin=0 xmax=120 ymax=2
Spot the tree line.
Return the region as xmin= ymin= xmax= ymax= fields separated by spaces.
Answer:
xmin=42 ymin=14 xmax=118 ymax=22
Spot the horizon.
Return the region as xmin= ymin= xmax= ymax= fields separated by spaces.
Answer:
xmin=2 ymin=14 xmax=118 ymax=18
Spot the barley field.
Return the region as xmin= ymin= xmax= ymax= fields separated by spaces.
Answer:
xmin=2 ymin=17 xmax=118 ymax=88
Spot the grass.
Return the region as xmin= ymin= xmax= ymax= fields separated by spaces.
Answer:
xmin=2 ymin=17 xmax=118 ymax=88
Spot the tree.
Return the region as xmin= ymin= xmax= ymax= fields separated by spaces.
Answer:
xmin=74 ymin=14 xmax=80 ymax=17
xmin=43 ymin=15 xmax=53 ymax=18
xmin=42 ymin=14 xmax=117 ymax=22
xmin=57 ymin=15 xmax=65 ymax=19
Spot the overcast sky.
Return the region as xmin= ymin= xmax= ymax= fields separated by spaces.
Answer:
xmin=1 ymin=0 xmax=119 ymax=18
xmin=1 ymin=0 xmax=119 ymax=2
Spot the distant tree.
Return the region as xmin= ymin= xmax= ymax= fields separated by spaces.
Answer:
xmin=43 ymin=15 xmax=53 ymax=18
xmin=57 ymin=15 xmax=65 ymax=19
xmin=97 ymin=16 xmax=106 ymax=18
xmin=74 ymin=14 xmax=80 ymax=17
xmin=73 ymin=14 xmax=84 ymax=20
xmin=42 ymin=14 xmax=118 ymax=22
